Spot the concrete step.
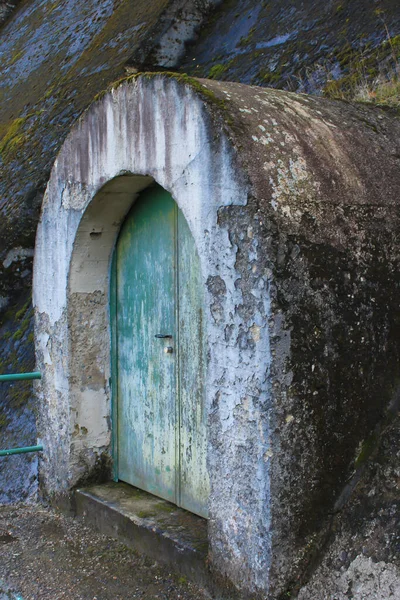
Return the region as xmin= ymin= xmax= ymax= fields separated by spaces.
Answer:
xmin=74 ymin=481 xmax=211 ymax=590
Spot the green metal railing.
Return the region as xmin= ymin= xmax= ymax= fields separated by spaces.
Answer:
xmin=1 ymin=372 xmax=43 ymax=456
xmin=0 ymin=372 xmax=41 ymax=382
xmin=0 ymin=445 xmax=43 ymax=457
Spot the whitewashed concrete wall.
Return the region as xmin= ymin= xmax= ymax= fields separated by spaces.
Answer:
xmin=33 ymin=76 xmax=272 ymax=595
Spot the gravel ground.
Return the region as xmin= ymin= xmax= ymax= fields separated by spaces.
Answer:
xmin=0 ymin=504 xmax=210 ymax=600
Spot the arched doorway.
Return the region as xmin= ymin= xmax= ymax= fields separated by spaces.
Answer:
xmin=34 ymin=75 xmax=272 ymax=595
xmin=111 ymin=184 xmax=209 ymax=518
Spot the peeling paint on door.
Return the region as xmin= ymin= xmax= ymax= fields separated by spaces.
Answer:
xmin=113 ymin=184 xmax=209 ymax=518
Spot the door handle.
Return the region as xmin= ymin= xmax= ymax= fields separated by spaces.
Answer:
xmin=155 ymin=334 xmax=172 ymax=339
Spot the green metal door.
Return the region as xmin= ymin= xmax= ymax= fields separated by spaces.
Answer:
xmin=113 ymin=184 xmax=208 ymax=518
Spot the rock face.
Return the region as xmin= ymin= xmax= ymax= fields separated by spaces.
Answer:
xmin=33 ymin=74 xmax=400 ymax=598
xmin=0 ymin=297 xmax=37 ymax=503
xmin=181 ymin=0 xmax=400 ymax=95
xmin=297 ymin=414 xmax=400 ymax=600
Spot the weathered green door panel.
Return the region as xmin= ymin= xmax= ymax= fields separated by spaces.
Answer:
xmin=177 ymin=211 xmax=209 ymax=518
xmin=113 ymin=183 xmax=208 ymax=517
xmin=116 ymin=186 xmax=176 ymax=503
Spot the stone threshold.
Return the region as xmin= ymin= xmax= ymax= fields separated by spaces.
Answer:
xmin=74 ymin=481 xmax=213 ymax=590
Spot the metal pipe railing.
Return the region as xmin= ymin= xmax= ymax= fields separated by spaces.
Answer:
xmin=0 ymin=445 xmax=43 ymax=457
xmin=0 ymin=372 xmax=41 ymax=382
xmin=0 ymin=371 xmax=43 ymax=457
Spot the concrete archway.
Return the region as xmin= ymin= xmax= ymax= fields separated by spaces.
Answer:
xmin=34 ymin=74 xmax=400 ymax=598
xmin=33 ymin=74 xmax=272 ymax=595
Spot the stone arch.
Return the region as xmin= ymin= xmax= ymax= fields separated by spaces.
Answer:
xmin=33 ymin=75 xmax=272 ymax=594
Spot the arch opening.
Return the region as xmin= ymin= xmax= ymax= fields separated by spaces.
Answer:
xmin=67 ymin=174 xmax=209 ymax=517
xmin=67 ymin=174 xmax=155 ymax=487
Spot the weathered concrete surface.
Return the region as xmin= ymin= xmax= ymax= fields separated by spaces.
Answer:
xmin=1 ymin=4 xmax=399 ymax=598
xmin=33 ymin=74 xmax=400 ymax=598
xmin=1 ymin=0 xmax=399 ymax=518
xmin=34 ymin=74 xmax=265 ymax=595
xmin=0 ymin=503 xmax=209 ymax=600
xmin=199 ymin=78 xmax=400 ymax=597
xmin=75 ymin=482 xmax=211 ymax=590
xmin=297 ymin=413 xmax=400 ymax=599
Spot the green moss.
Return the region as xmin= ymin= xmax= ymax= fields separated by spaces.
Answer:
xmin=335 ymin=43 xmax=355 ymax=68
xmin=0 ymin=112 xmax=42 ymax=162
xmin=323 ymin=32 xmax=400 ymax=105
xmin=354 ymin=432 xmax=379 ymax=468
xmin=12 ymin=317 xmax=30 ymax=341
xmin=20 ymin=318 xmax=30 ymax=331
xmin=42 ymin=82 xmax=58 ymax=101
xmin=136 ymin=509 xmax=156 ymax=519
xmin=237 ymin=26 xmax=256 ymax=48
xmin=324 ymin=73 xmax=360 ymax=99
xmin=324 ymin=70 xmax=400 ymax=107
xmin=258 ymin=68 xmax=282 ymax=85
xmin=208 ymin=63 xmax=227 ymax=80
xmin=46 ymin=0 xmax=64 ymax=17
xmin=389 ymin=35 xmax=400 ymax=51
xmin=155 ymin=501 xmax=176 ymax=513
xmin=8 ymin=384 xmax=32 ymax=409
xmin=0 ymin=116 xmax=29 ymax=158
xmin=373 ymin=78 xmax=400 ymax=107
xmin=10 ymin=49 xmax=24 ymax=66
xmin=0 ymin=413 xmax=9 ymax=428
xmin=8 ymin=350 xmax=19 ymax=370
xmin=15 ymin=301 xmax=31 ymax=320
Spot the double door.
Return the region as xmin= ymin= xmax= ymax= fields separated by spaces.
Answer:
xmin=113 ymin=184 xmax=208 ymax=518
